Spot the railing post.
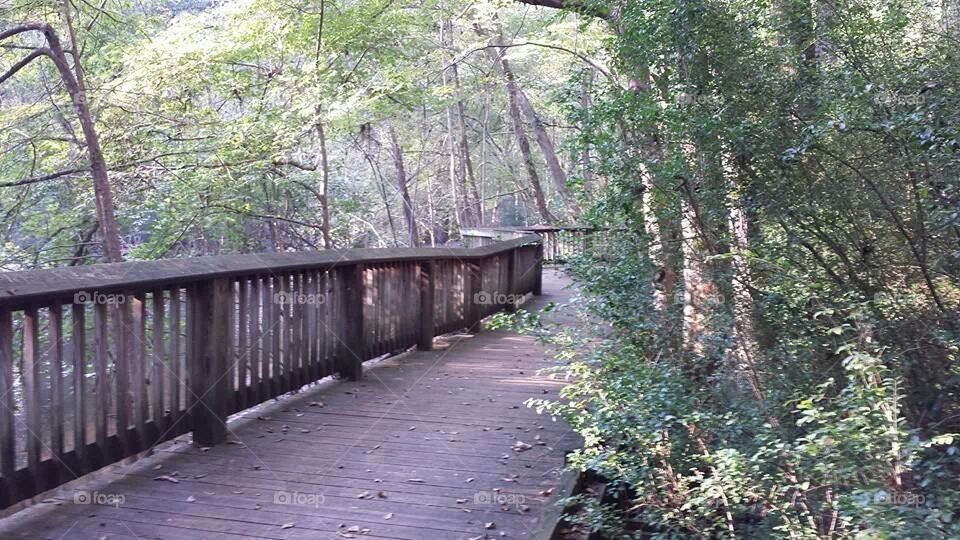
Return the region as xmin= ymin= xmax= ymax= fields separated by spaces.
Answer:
xmin=188 ymin=278 xmax=230 ymax=447
xmin=534 ymin=243 xmax=544 ymax=296
xmin=417 ymin=260 xmax=435 ymax=350
xmin=505 ymin=248 xmax=518 ymax=313
xmin=338 ymin=264 xmax=365 ymax=380
xmin=466 ymin=259 xmax=484 ymax=332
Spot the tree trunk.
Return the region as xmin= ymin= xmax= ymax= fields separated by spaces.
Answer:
xmin=514 ymin=85 xmax=579 ymax=219
xmin=315 ymin=118 xmax=333 ymax=249
xmin=452 ymin=62 xmax=483 ymax=225
xmin=388 ymin=126 xmax=419 ymax=247
xmin=440 ymin=17 xmax=478 ymax=229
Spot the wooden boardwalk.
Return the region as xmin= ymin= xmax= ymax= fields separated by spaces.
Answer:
xmin=0 ymin=270 xmax=578 ymax=540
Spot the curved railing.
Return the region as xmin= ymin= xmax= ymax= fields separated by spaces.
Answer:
xmin=0 ymin=236 xmax=543 ymax=508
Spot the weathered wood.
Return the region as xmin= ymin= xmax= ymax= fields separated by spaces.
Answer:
xmin=534 ymin=243 xmax=544 ymax=295
xmin=338 ymin=264 xmax=364 ymax=380
xmin=0 ymin=271 xmax=575 ymax=539
xmin=93 ymin=302 xmax=108 ymax=455
xmin=506 ymin=248 xmax=518 ymax=312
xmin=417 ymin=260 xmax=435 ymax=350
xmin=70 ymin=304 xmax=86 ymax=464
xmin=466 ymin=261 xmax=483 ymax=332
xmin=132 ymin=294 xmax=148 ymax=449
xmin=151 ymin=290 xmax=165 ymax=433
xmin=170 ymin=289 xmax=182 ymax=420
xmin=236 ymin=279 xmax=248 ymax=411
xmin=49 ymin=303 xmax=64 ymax=459
xmin=21 ymin=307 xmax=41 ymax=477
xmin=0 ymin=237 xmax=544 ymax=510
xmin=0 ymin=309 xmax=14 ymax=487
xmin=249 ymin=277 xmax=262 ymax=403
xmin=114 ymin=301 xmax=132 ymax=451
xmin=187 ymin=279 xmax=230 ymax=447
xmin=0 ymin=237 xmax=541 ymax=309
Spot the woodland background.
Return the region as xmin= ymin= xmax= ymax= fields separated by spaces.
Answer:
xmin=3 ymin=0 xmax=960 ymax=537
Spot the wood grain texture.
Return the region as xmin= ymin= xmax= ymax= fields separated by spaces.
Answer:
xmin=0 ymin=270 xmax=577 ymax=540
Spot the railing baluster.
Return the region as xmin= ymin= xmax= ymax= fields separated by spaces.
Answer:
xmin=70 ymin=304 xmax=86 ymax=466
xmin=151 ymin=290 xmax=165 ymax=434
xmin=133 ymin=294 xmax=147 ymax=450
xmin=93 ymin=302 xmax=108 ymax=461
xmin=249 ymin=277 xmax=262 ymax=402
xmin=170 ymin=289 xmax=182 ymax=422
xmin=21 ymin=306 xmax=41 ymax=480
xmin=49 ymin=303 xmax=64 ymax=462
xmin=0 ymin=309 xmax=15 ymax=495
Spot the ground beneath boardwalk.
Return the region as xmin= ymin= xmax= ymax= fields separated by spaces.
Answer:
xmin=0 ymin=269 xmax=580 ymax=540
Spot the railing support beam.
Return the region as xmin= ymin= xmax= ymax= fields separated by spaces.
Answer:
xmin=338 ymin=264 xmax=365 ymax=380
xmin=417 ymin=260 xmax=435 ymax=350
xmin=188 ymin=278 xmax=231 ymax=447
xmin=466 ymin=261 xmax=484 ymax=332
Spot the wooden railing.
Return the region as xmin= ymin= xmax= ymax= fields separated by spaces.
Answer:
xmin=462 ymin=226 xmax=604 ymax=263
xmin=0 ymin=236 xmax=542 ymax=508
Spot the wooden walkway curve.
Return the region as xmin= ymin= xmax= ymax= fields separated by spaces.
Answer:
xmin=0 ymin=270 xmax=579 ymax=540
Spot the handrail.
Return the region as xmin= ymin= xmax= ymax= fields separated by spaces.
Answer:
xmin=0 ymin=235 xmax=542 ymax=308
xmin=462 ymin=227 xmax=606 ymax=262
xmin=0 ymin=236 xmax=543 ymax=508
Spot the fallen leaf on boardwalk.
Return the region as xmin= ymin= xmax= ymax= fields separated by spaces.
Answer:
xmin=518 ymin=504 xmax=530 ymax=512
xmin=465 ymin=478 xmax=475 ymax=483
xmin=484 ymin=522 xmax=496 ymax=529
xmin=512 ymin=441 xmax=532 ymax=452
xmin=357 ymin=491 xmax=371 ymax=499
xmin=384 ymin=513 xmax=394 ymax=520
xmin=281 ymin=522 xmax=295 ymax=529
xmin=456 ymin=499 xmax=468 ymax=504
xmin=377 ymin=491 xmax=387 ymax=498
xmin=539 ymin=488 xmax=554 ymax=496
xmin=408 ymin=426 xmax=416 ymax=431
xmin=309 ymin=401 xmax=324 ymax=407
xmin=186 ymin=496 xmax=196 ymax=503
xmin=151 ymin=464 xmax=163 ymax=470
xmin=346 ymin=525 xmax=361 ymax=532
xmin=338 ymin=535 xmax=356 ymax=539
xmin=406 ymin=478 xmax=425 ymax=483
xmin=199 ymin=447 xmax=212 ymax=452
xmin=153 ymin=475 xmax=179 ymax=483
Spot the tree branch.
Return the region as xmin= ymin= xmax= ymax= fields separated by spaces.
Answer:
xmin=0 ymin=48 xmax=53 ymax=85
xmin=513 ymin=0 xmax=611 ymax=20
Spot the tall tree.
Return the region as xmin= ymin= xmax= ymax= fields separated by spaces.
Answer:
xmin=0 ymin=21 xmax=124 ymax=262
